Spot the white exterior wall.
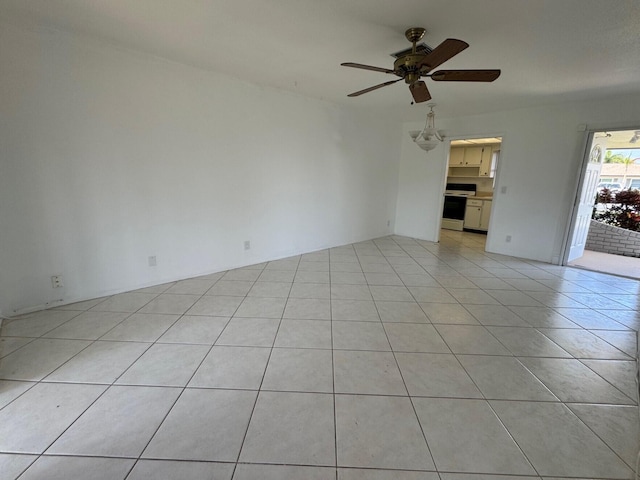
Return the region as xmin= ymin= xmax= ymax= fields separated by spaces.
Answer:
xmin=587 ymin=220 xmax=640 ymax=257
xmin=0 ymin=23 xmax=401 ymax=314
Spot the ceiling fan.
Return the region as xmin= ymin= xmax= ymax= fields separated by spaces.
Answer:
xmin=342 ymin=27 xmax=501 ymax=103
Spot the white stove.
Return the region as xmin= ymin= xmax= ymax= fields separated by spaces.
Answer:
xmin=442 ymin=183 xmax=476 ymax=231
xmin=445 ymin=182 xmax=477 ymax=197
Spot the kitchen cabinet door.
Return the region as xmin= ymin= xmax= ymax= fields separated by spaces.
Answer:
xmin=479 ymin=147 xmax=493 ymax=176
xmin=464 ymin=201 xmax=482 ymax=229
xmin=463 ymin=147 xmax=483 ymax=166
xmin=449 ymin=148 xmax=465 ymax=166
xmin=480 ymin=200 xmax=492 ymax=230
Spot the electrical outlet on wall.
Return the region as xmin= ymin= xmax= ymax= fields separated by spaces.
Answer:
xmin=505 ymin=235 xmax=512 ymax=243
xmin=51 ymin=275 xmax=64 ymax=288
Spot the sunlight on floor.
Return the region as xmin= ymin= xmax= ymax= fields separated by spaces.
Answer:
xmin=569 ymin=249 xmax=640 ymax=281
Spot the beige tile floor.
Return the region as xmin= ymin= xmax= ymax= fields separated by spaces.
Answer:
xmin=0 ymin=230 xmax=638 ymax=479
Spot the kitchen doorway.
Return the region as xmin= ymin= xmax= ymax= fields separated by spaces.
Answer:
xmin=441 ymin=136 xmax=502 ymax=245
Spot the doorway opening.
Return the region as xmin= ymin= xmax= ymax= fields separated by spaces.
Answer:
xmin=563 ymin=128 xmax=640 ymax=279
xmin=441 ymin=137 xmax=502 ymax=247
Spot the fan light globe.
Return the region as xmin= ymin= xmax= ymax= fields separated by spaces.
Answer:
xmin=411 ymin=104 xmax=444 ymax=153
xmin=415 ymin=138 xmax=440 ymax=152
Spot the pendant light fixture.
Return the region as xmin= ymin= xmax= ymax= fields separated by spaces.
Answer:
xmin=409 ymin=104 xmax=445 ymax=152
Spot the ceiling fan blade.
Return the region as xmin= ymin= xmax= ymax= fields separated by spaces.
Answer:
xmin=409 ymin=81 xmax=431 ymax=103
xmin=347 ymin=78 xmax=402 ymax=97
xmin=341 ymin=62 xmax=395 ymax=74
xmin=419 ymin=38 xmax=469 ymax=72
xmin=430 ymin=69 xmax=501 ymax=82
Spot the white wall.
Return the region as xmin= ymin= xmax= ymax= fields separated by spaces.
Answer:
xmin=395 ymin=96 xmax=640 ymax=263
xmin=394 ymin=133 xmax=449 ymax=242
xmin=0 ymin=23 xmax=401 ymax=314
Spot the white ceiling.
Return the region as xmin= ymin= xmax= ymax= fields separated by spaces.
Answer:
xmin=2 ymin=0 xmax=639 ymax=120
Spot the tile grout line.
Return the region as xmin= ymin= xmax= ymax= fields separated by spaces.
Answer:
xmin=394 ymin=235 xmax=529 ymax=472
xmin=228 ymin=255 xmax=297 ymax=478
xmin=0 ymin=290 xmax=179 ymax=470
xmin=370 ymin=236 xmax=440 ymax=472
xmin=398 ymin=234 xmax=635 ymax=477
xmin=120 ymin=271 xmax=246 ymax=478
xmin=328 ymin=245 xmax=339 ymax=480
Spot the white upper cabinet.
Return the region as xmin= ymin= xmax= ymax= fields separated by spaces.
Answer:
xmin=463 ymin=147 xmax=483 ymax=166
xmin=479 ymin=147 xmax=494 ymax=177
xmin=449 ymin=148 xmax=465 ymax=166
xmin=448 ymin=144 xmax=500 ymax=178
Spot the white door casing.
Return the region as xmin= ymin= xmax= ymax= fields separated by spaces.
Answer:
xmin=567 ymin=134 xmax=606 ymax=262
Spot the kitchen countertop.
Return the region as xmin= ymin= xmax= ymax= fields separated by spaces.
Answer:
xmin=469 ymin=194 xmax=493 ymax=200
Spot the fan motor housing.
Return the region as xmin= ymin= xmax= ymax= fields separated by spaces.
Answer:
xmin=394 ymin=54 xmax=428 ymax=84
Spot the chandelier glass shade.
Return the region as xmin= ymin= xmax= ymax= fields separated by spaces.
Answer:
xmin=410 ymin=104 xmax=444 ymax=152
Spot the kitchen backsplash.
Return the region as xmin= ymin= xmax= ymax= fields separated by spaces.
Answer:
xmin=445 ymin=176 xmax=494 ymax=194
